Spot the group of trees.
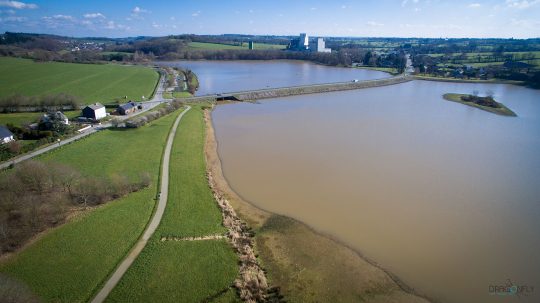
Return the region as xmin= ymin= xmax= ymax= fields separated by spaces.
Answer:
xmin=121 ymin=99 xmax=184 ymax=128
xmin=362 ymin=51 xmax=407 ymax=73
xmin=0 ymin=161 xmax=151 ymax=253
xmin=0 ymin=93 xmax=81 ymax=113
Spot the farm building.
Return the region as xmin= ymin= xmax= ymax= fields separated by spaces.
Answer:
xmin=0 ymin=126 xmax=15 ymax=144
xmin=117 ymin=101 xmax=138 ymax=115
xmin=82 ymin=103 xmax=106 ymax=120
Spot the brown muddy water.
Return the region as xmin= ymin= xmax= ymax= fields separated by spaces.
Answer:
xmin=212 ymin=80 xmax=540 ymax=303
xmin=159 ymin=60 xmax=390 ymax=95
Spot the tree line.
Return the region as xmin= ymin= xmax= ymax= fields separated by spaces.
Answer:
xmin=0 ymin=161 xmax=152 ymax=253
xmin=0 ymin=93 xmax=81 ymax=113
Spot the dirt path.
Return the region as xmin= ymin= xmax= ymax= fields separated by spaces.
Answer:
xmin=90 ymin=105 xmax=191 ymax=303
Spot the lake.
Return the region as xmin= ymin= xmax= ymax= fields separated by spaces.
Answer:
xmin=212 ymin=79 xmax=540 ymax=303
xmin=158 ymin=60 xmax=390 ymax=95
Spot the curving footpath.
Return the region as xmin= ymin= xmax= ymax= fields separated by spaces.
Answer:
xmin=90 ymin=105 xmax=191 ymax=303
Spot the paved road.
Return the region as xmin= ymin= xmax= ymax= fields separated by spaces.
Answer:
xmin=0 ymin=71 xmax=168 ymax=170
xmin=90 ymin=105 xmax=191 ymax=303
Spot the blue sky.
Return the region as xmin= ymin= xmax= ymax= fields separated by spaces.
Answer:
xmin=0 ymin=0 xmax=539 ymax=38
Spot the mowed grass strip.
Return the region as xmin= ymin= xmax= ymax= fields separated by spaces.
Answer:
xmin=0 ymin=112 xmax=181 ymax=303
xmin=105 ymin=240 xmax=238 ymax=303
xmin=0 ymin=57 xmax=158 ymax=104
xmin=158 ymin=107 xmax=226 ymax=237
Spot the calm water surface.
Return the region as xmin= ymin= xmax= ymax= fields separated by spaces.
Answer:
xmin=213 ymin=80 xmax=540 ymax=303
xmin=158 ymin=60 xmax=390 ymax=95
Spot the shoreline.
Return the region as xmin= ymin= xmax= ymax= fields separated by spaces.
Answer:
xmin=204 ymin=108 xmax=434 ymax=303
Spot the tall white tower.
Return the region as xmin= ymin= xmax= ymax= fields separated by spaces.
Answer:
xmin=299 ymin=33 xmax=309 ymax=50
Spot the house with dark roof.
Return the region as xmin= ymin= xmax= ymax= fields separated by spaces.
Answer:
xmin=117 ymin=101 xmax=138 ymax=115
xmin=82 ymin=103 xmax=106 ymax=120
xmin=0 ymin=126 xmax=14 ymax=144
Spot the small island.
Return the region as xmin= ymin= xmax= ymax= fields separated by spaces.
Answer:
xmin=443 ymin=93 xmax=517 ymax=117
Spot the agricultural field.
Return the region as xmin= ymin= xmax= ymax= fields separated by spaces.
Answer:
xmin=0 ymin=57 xmax=159 ymax=104
xmin=0 ymin=111 xmax=181 ymax=302
xmin=107 ymin=106 xmax=239 ymax=302
xmin=188 ymin=41 xmax=286 ymax=50
xmin=425 ymin=51 xmax=540 ymax=68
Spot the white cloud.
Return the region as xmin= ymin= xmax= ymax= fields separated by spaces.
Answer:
xmin=414 ymin=7 xmax=421 ymax=11
xmin=192 ymin=10 xmax=201 ymax=17
xmin=104 ymin=20 xmax=130 ymax=31
xmin=84 ymin=12 xmax=105 ymax=19
xmin=0 ymin=9 xmax=15 ymax=14
xmin=510 ymin=18 xmax=540 ymax=27
xmin=341 ymin=5 xmax=347 ymax=9
xmin=132 ymin=6 xmax=148 ymax=14
xmin=0 ymin=1 xmax=37 ymax=9
xmin=50 ymin=14 xmax=74 ymax=20
xmin=505 ymin=0 xmax=540 ymax=9
xmin=0 ymin=15 xmax=25 ymax=22
xmin=468 ymin=3 xmax=481 ymax=8
xmin=402 ymin=0 xmax=419 ymax=6
xmin=367 ymin=21 xmax=384 ymax=27
xmin=310 ymin=7 xmax=317 ymax=10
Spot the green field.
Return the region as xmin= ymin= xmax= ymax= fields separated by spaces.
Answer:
xmin=0 ymin=111 xmax=181 ymax=302
xmin=188 ymin=41 xmax=286 ymax=50
xmin=106 ymin=240 xmax=238 ymax=302
xmin=0 ymin=57 xmax=159 ymax=104
xmin=163 ymin=91 xmax=192 ymax=99
xmin=106 ymin=106 xmax=239 ymax=302
xmin=158 ymin=107 xmax=226 ymax=237
xmin=0 ymin=111 xmax=79 ymax=127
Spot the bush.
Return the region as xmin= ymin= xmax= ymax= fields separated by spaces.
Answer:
xmin=0 ymin=161 xmax=149 ymax=253
xmin=124 ymin=100 xmax=184 ymax=128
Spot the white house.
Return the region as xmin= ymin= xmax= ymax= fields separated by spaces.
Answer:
xmin=0 ymin=126 xmax=14 ymax=144
xmin=82 ymin=103 xmax=106 ymax=120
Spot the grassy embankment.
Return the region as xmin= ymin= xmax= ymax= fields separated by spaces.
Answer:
xmin=106 ymin=105 xmax=239 ymax=302
xmin=443 ymin=93 xmax=517 ymax=116
xmin=0 ymin=57 xmax=158 ymax=105
xmin=205 ymin=110 xmax=431 ymax=303
xmin=189 ymin=41 xmax=286 ymax=50
xmin=0 ymin=111 xmax=182 ymax=302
